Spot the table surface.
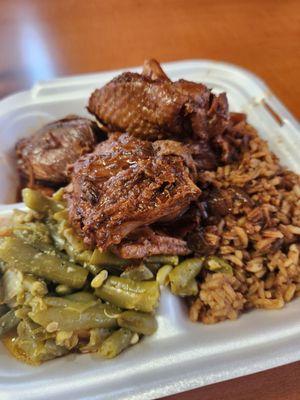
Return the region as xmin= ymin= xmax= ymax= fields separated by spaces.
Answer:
xmin=0 ymin=0 xmax=300 ymax=399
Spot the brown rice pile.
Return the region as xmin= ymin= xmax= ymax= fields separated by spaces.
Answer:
xmin=189 ymin=127 xmax=300 ymax=324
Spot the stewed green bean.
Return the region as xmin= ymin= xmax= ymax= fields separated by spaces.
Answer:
xmin=84 ymin=263 xmax=103 ymax=275
xmin=95 ymin=276 xmax=160 ymax=312
xmin=17 ymin=319 xmax=51 ymax=341
xmin=98 ymin=328 xmax=133 ymax=359
xmin=12 ymin=222 xmax=52 ymax=246
xmin=174 ymin=278 xmax=198 ymax=297
xmin=52 ymin=188 xmax=66 ymax=203
xmin=206 ymin=256 xmax=233 ymax=275
xmin=11 ymin=336 xmax=68 ymax=364
xmin=90 ymin=249 xmax=129 ymax=268
xmin=29 ymin=303 xmax=119 ymax=331
xmin=55 ymin=284 xmax=72 ymax=295
xmin=0 ymin=183 xmax=202 ymax=364
xmin=0 ymin=237 xmax=88 ymax=288
xmin=117 ymin=311 xmax=157 ymax=335
xmin=43 ymin=296 xmax=98 ymax=312
xmin=169 ymin=257 xmax=204 ymax=296
xmin=66 ymin=292 xmax=98 ymax=302
xmin=121 ymin=264 xmax=154 ymax=281
xmin=22 ymin=188 xmax=62 ymax=214
xmin=0 ymin=304 xmax=9 ymax=318
xmin=47 ymin=220 xmax=93 ymax=265
xmin=146 ymin=255 xmax=179 ymax=266
xmin=0 ymin=309 xmax=20 ymax=338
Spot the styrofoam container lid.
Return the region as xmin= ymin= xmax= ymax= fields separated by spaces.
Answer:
xmin=0 ymin=60 xmax=299 ymax=400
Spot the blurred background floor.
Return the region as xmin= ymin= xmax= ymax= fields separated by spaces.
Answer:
xmin=0 ymin=1 xmax=300 ymax=399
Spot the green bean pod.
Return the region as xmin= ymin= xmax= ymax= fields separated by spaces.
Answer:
xmin=55 ymin=284 xmax=72 ymax=296
xmin=117 ymin=311 xmax=157 ymax=335
xmin=174 ymin=279 xmax=199 ymax=297
xmin=22 ymin=188 xmax=62 ymax=214
xmin=47 ymin=220 xmax=93 ymax=265
xmin=17 ymin=319 xmax=52 ymax=341
xmin=206 ymin=256 xmax=233 ymax=275
xmin=84 ymin=263 xmax=103 ymax=276
xmin=10 ymin=337 xmax=68 ymax=364
xmin=43 ymin=296 xmax=98 ymax=312
xmin=12 ymin=222 xmax=52 ymax=246
xmin=29 ymin=303 xmax=119 ymax=332
xmin=0 ymin=309 xmax=20 ymax=338
xmin=120 ymin=264 xmax=154 ymax=281
xmin=79 ymin=327 xmax=112 ymax=354
xmin=98 ymin=328 xmax=133 ymax=359
xmin=0 ymin=304 xmax=9 ymax=318
xmin=169 ymin=257 xmax=204 ymax=296
xmin=52 ymin=188 xmax=66 ymax=202
xmin=146 ymin=255 xmax=179 ymax=266
xmin=0 ymin=237 xmax=88 ymax=289
xmin=64 ymin=244 xmax=93 ymax=265
xmin=95 ymin=276 xmax=160 ymax=312
xmin=12 ymin=221 xmax=65 ymax=256
xmin=90 ymin=249 xmax=128 ymax=267
xmin=65 ymin=292 xmax=98 ymax=303
xmin=63 ymin=228 xmax=86 ymax=252
xmin=52 ymin=209 xmax=69 ymax=222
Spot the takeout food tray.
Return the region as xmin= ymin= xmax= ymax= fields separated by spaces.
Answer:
xmin=0 ymin=60 xmax=299 ymax=400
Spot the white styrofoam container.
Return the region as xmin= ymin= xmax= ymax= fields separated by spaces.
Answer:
xmin=0 ymin=60 xmax=299 ymax=400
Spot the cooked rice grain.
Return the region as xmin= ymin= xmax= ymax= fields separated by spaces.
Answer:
xmin=190 ymin=130 xmax=300 ymax=323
